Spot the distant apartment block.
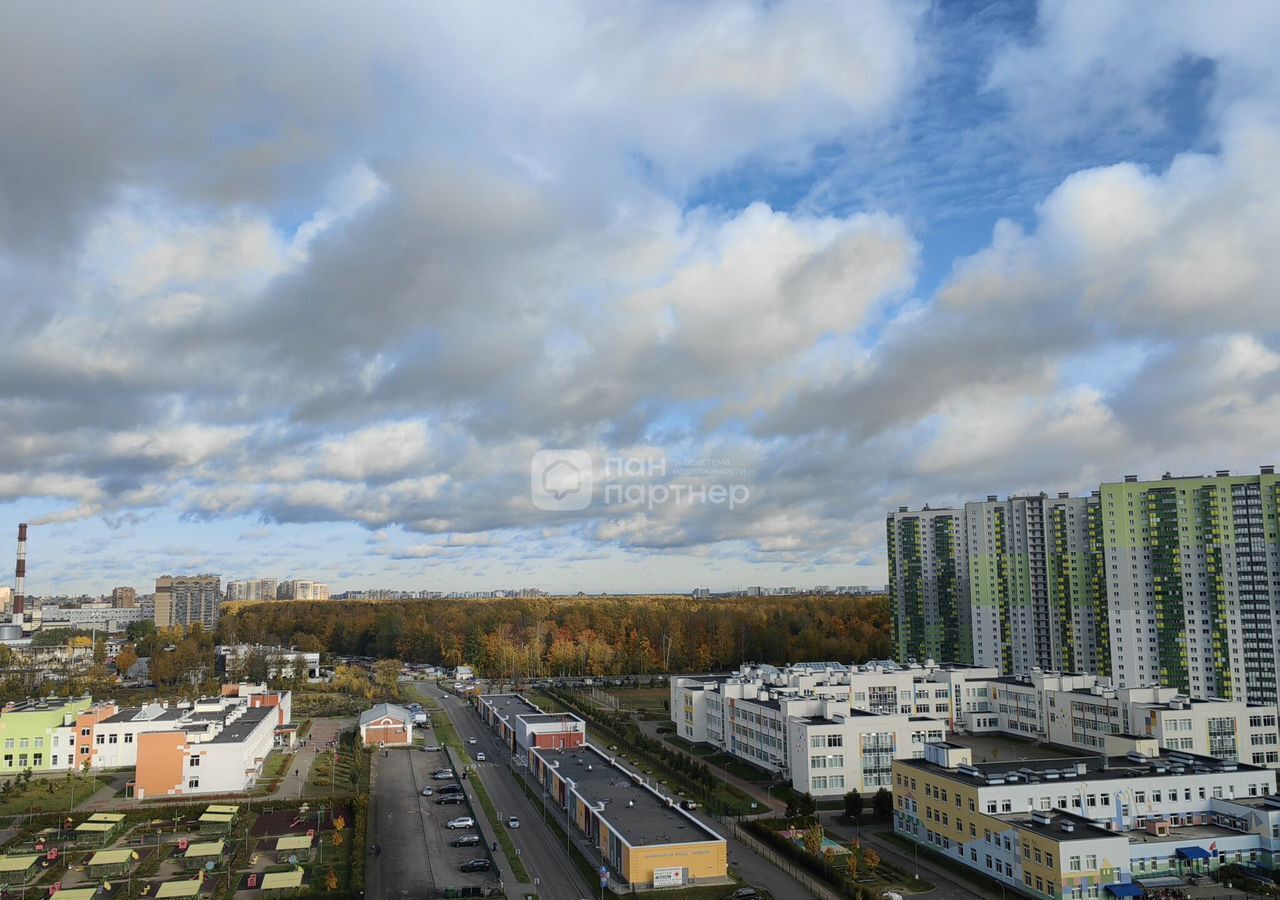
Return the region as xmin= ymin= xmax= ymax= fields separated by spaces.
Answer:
xmin=276 ymin=579 xmax=329 ymax=601
xmin=215 ymin=644 xmax=321 ymax=681
xmin=110 ymin=587 xmax=136 ymax=608
xmin=38 ymin=604 xmax=150 ymax=632
xmin=890 ymin=467 xmax=1280 ymax=703
xmin=154 ymin=575 xmax=222 ymax=629
xmin=225 ymin=578 xmax=278 ymax=602
xmin=887 ymin=507 xmax=971 ymax=663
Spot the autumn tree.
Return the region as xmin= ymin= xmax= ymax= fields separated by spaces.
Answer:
xmin=115 ymin=645 xmax=139 ymax=678
xmin=863 ymin=848 xmax=880 ymax=871
xmin=802 ymin=823 xmax=824 ymax=856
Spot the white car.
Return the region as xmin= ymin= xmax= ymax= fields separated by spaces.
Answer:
xmin=446 ymin=816 xmax=475 ymax=829
xmin=507 ymin=816 xmax=520 ymax=828
xmin=476 ymin=751 xmax=486 ymax=761
xmin=467 ymin=737 xmax=477 ymax=745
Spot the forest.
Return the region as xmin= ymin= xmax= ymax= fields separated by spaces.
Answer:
xmin=217 ymin=594 xmax=892 ymax=675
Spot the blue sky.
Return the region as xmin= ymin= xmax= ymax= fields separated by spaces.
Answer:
xmin=3 ymin=1 xmax=1280 ymax=595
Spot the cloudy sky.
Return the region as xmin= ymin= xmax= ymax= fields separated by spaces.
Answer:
xmin=4 ymin=1 xmax=1280 ymax=595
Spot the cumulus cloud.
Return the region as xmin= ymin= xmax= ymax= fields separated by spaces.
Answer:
xmin=4 ymin=1 xmax=1280 ymax=591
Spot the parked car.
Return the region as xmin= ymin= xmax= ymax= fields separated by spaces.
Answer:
xmin=507 ymin=816 xmax=519 ymax=828
xmin=450 ymin=834 xmax=481 ymax=847
xmin=438 ymin=784 xmax=464 ymax=795
xmin=420 ymin=787 xmax=434 ymax=796
xmin=446 ymin=817 xmax=475 ymax=829
xmin=432 ymin=769 xmax=455 ymax=780
xmin=460 ymin=858 xmax=491 ymax=873
xmin=467 ymin=736 xmax=477 ymax=745
xmin=436 ymin=795 xmax=464 ymax=805
xmin=476 ymin=751 xmax=486 ymax=761
xmin=423 ymin=744 xmax=442 ymax=752
xmin=680 ymin=800 xmax=699 ymax=810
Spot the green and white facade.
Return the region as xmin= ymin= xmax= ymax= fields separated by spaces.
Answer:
xmin=890 ymin=467 xmax=1280 ymax=700
xmin=0 ymin=696 xmax=92 ymax=773
xmin=887 ymin=507 xmax=971 ymax=664
xmin=1102 ymin=469 xmax=1280 ymax=704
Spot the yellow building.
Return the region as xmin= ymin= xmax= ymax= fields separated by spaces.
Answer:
xmin=530 ymin=743 xmax=727 ymax=889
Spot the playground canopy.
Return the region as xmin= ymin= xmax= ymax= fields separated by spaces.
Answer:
xmin=156 ymin=879 xmax=204 ymax=898
xmin=87 ymin=812 xmax=126 ymax=823
xmin=74 ymin=822 xmax=115 ymax=834
xmin=88 ymin=849 xmax=137 ymax=866
xmin=206 ymin=804 xmax=239 ymax=814
xmin=274 ymin=836 xmax=311 ymax=852
xmin=0 ymin=855 xmax=37 ymax=874
xmin=262 ymin=869 xmax=305 ymax=890
xmin=183 ymin=840 xmax=224 ymax=859
xmin=50 ymin=890 xmax=98 ymax=900
xmin=199 ymin=813 xmax=234 ymax=825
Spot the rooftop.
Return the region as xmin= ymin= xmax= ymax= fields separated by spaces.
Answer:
xmin=535 ymin=743 xmax=723 ymax=848
xmin=994 ymin=809 xmax=1119 ymax=842
xmin=899 ymin=747 xmax=1260 ymax=785
xmin=480 ymin=693 xmax=543 ymax=716
xmin=208 ymin=705 xmax=274 ymax=743
xmin=520 ymin=713 xmax=582 ymax=725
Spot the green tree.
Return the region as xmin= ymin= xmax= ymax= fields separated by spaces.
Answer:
xmin=92 ymin=637 xmax=107 ymax=665
xmin=797 ymin=791 xmax=817 ymax=822
xmin=844 ymin=788 xmax=863 ymax=821
xmin=873 ymin=787 xmax=894 ymax=820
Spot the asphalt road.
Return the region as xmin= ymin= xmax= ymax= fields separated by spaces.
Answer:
xmin=413 ymin=683 xmax=593 ymax=899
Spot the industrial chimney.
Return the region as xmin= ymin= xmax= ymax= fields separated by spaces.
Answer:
xmin=14 ymin=523 xmax=26 ymax=617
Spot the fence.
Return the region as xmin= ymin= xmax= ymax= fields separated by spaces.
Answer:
xmin=721 ymin=818 xmax=843 ymax=900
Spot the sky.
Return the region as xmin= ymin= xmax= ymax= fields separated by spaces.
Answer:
xmin=4 ymin=1 xmax=1280 ymax=595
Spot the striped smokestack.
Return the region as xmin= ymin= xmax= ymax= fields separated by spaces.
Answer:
xmin=14 ymin=523 xmax=26 ymax=615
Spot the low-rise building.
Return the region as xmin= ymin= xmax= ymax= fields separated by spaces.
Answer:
xmin=476 ymin=693 xmax=586 ymax=754
xmin=0 ymin=696 xmax=92 ymax=773
xmin=894 ymin=738 xmax=1280 ymax=899
xmin=530 ymin=743 xmax=727 ymax=890
xmin=358 ymin=703 xmax=413 ymax=747
xmin=215 ymin=644 xmax=320 ymax=681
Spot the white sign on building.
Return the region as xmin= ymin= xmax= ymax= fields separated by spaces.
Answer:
xmin=653 ymin=867 xmax=684 ymax=888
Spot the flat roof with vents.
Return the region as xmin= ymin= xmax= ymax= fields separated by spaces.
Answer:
xmin=534 ymin=743 xmax=723 ymax=848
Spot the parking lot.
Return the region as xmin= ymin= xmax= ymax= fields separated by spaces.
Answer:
xmin=369 ymin=737 xmax=497 ymax=899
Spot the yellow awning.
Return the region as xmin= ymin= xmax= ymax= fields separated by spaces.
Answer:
xmin=262 ymin=869 xmax=305 ymax=890
xmin=88 ymin=849 xmax=136 ymax=866
xmin=0 ymin=855 xmax=37 ymax=873
xmin=183 ymin=840 xmax=224 ymax=858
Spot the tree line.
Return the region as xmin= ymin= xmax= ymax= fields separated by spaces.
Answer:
xmin=218 ymin=594 xmax=891 ymax=674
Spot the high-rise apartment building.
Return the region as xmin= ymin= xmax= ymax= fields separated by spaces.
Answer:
xmin=110 ymin=586 xmax=136 ymax=608
xmin=890 ymin=466 xmax=1280 ymax=699
xmin=1101 ymin=469 xmax=1280 ymax=704
xmin=964 ymin=494 xmax=1107 ymax=676
xmin=225 ymin=578 xmax=278 ymax=602
xmin=886 ymin=507 xmax=970 ymax=663
xmin=153 ymin=575 xmax=222 ymax=629
xmin=277 ymin=580 xmax=330 ymax=601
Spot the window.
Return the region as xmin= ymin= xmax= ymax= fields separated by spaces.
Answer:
xmin=190 ymin=756 xmax=201 ymax=767
xmin=2 ymin=740 xmax=11 ymax=750
xmin=95 ymin=735 xmax=105 ymax=745
xmin=187 ymin=777 xmax=200 ymax=789
xmin=108 ymin=734 xmax=117 ymax=745
xmin=18 ymin=738 xmax=27 ymax=749
xmin=1069 ymin=856 xmax=1081 ymax=871
xmin=33 ymin=738 xmax=42 ymax=748
xmin=124 ymin=733 xmax=133 ymax=744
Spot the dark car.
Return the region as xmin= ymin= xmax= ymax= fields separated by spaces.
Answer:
xmin=461 ymin=858 xmax=492 ymax=873
xmin=450 ymin=834 xmax=481 ymax=847
xmin=438 ymin=784 xmax=464 ymax=795
xmin=436 ymin=795 xmax=464 ymax=805
xmin=727 ymin=889 xmax=759 ymax=899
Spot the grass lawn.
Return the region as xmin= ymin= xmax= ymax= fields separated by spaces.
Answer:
xmin=0 ymin=774 xmax=111 ymax=815
xmin=605 ymin=686 xmax=669 ymax=711
xmin=663 ymin=735 xmax=716 ymax=757
xmin=305 ymin=741 xmax=368 ymax=798
xmin=703 ymin=751 xmax=774 ymax=783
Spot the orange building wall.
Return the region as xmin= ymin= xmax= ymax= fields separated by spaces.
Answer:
xmin=135 ymin=732 xmax=186 ymax=799
xmin=532 ymin=731 xmax=584 ymax=750
xmin=74 ymin=704 xmax=118 ymax=767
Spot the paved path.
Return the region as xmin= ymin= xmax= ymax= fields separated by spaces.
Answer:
xmin=635 ymin=716 xmax=787 ymax=816
xmin=821 ymin=813 xmax=984 ymax=900
xmin=277 ymin=717 xmax=350 ymax=800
